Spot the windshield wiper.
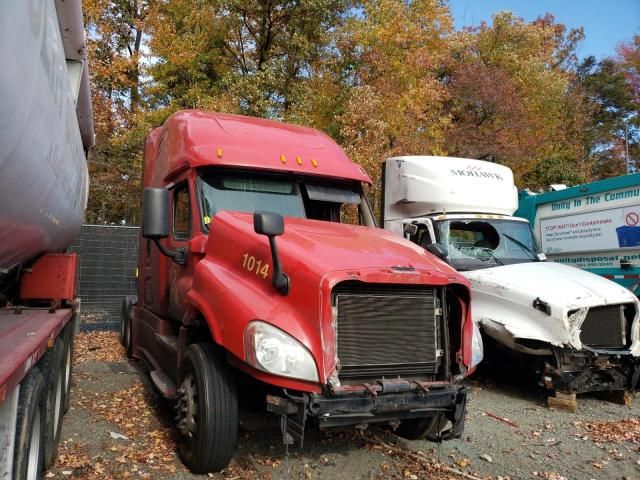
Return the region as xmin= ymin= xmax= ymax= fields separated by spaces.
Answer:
xmin=503 ymin=233 xmax=537 ymax=261
xmin=478 ymin=247 xmax=504 ymax=266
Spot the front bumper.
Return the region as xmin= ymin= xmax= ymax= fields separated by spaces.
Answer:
xmin=542 ymin=349 xmax=640 ymax=394
xmin=266 ymin=382 xmax=468 ymax=446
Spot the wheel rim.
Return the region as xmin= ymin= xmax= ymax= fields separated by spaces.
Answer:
xmin=27 ymin=406 xmax=41 ymax=480
xmin=176 ymin=373 xmax=199 ymax=439
xmin=53 ymin=370 xmax=63 ymax=438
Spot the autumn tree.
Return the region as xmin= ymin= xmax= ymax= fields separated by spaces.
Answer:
xmin=616 ymin=35 xmax=640 ymax=172
xmin=324 ymin=0 xmax=453 ymax=213
xmin=146 ymin=0 xmax=351 ymax=117
xmin=444 ymin=12 xmax=590 ymax=188
xmin=83 ymin=0 xmax=158 ymax=224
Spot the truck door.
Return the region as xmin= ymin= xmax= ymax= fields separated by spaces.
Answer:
xmin=167 ymin=182 xmax=192 ymax=320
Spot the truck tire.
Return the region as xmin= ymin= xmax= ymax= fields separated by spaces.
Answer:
xmin=62 ymin=314 xmax=77 ymax=414
xmin=119 ymin=299 xmax=127 ymax=345
xmin=176 ymin=344 xmax=238 ymax=473
xmin=13 ymin=367 xmax=46 ymax=480
xmin=120 ymin=297 xmax=135 ymax=358
xmin=395 ymin=413 xmax=448 ymax=441
xmin=41 ymin=337 xmax=66 ymax=469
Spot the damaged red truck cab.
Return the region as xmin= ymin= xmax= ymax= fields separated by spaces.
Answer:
xmin=124 ymin=110 xmax=475 ymax=473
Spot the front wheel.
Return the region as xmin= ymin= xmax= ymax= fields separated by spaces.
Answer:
xmin=120 ymin=297 xmax=135 ymax=358
xmin=176 ymin=344 xmax=238 ymax=473
xmin=395 ymin=413 xmax=448 ymax=441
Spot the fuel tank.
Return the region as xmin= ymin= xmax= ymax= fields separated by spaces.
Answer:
xmin=0 ymin=0 xmax=94 ymax=272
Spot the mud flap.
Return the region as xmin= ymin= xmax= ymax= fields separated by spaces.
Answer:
xmin=266 ymin=393 xmax=307 ymax=448
xmin=441 ymin=387 xmax=468 ymax=440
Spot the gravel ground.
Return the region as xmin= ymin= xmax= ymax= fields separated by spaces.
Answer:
xmin=45 ymin=333 xmax=640 ymax=480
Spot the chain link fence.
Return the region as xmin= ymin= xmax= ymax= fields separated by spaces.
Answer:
xmin=69 ymin=225 xmax=139 ymax=331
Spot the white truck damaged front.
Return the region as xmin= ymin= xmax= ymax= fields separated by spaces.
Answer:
xmin=417 ymin=214 xmax=640 ymax=394
xmin=383 ymin=156 xmax=640 ymax=395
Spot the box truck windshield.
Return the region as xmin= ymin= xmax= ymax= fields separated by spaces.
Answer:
xmin=199 ymin=172 xmax=369 ymax=225
xmin=432 ymin=218 xmax=541 ymax=271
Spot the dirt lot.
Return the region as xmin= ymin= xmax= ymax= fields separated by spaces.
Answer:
xmin=45 ymin=332 xmax=640 ymax=480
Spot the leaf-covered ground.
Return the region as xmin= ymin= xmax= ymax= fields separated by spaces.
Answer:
xmin=45 ymin=332 xmax=640 ymax=479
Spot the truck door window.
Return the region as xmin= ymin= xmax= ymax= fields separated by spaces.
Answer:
xmin=173 ymin=185 xmax=190 ymax=239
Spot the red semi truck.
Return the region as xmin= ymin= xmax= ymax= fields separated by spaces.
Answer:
xmin=0 ymin=1 xmax=93 ymax=478
xmin=122 ymin=110 xmax=477 ymax=473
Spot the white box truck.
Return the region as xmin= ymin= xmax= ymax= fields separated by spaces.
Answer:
xmin=382 ymin=156 xmax=640 ymax=402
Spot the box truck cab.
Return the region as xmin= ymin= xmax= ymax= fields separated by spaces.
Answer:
xmin=517 ymin=173 xmax=640 ymax=295
xmin=122 ymin=112 xmax=477 ymax=473
xmin=383 ymin=156 xmax=640 ymax=400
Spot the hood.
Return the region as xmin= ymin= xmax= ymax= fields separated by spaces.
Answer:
xmin=466 ymin=262 xmax=635 ymax=310
xmin=464 ymin=261 xmax=640 ymax=353
xmin=194 ymin=211 xmax=471 ymax=388
xmin=223 ymin=212 xmax=464 ymax=285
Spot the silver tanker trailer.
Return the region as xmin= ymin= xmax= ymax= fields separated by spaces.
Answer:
xmin=0 ymin=1 xmax=94 ymax=478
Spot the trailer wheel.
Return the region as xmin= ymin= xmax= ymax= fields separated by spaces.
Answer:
xmin=395 ymin=413 xmax=448 ymax=441
xmin=41 ymin=337 xmax=66 ymax=469
xmin=62 ymin=314 xmax=78 ymax=414
xmin=13 ymin=367 xmax=46 ymax=480
xmin=176 ymin=344 xmax=238 ymax=473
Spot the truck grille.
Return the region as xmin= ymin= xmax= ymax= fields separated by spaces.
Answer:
xmin=580 ymin=304 xmax=631 ymax=348
xmin=334 ymin=283 xmax=440 ymax=381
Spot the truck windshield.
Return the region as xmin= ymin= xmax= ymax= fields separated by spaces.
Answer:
xmin=434 ymin=219 xmax=540 ymax=271
xmin=198 ymin=173 xmax=370 ymax=227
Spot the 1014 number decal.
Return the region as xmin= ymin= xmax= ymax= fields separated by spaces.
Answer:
xmin=242 ymin=253 xmax=269 ymax=279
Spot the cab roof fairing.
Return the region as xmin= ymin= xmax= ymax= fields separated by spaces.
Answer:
xmin=144 ymin=110 xmax=371 ymax=187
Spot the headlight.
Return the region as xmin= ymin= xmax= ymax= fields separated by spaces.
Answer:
xmin=245 ymin=321 xmax=319 ymax=382
xmin=471 ymin=321 xmax=484 ymax=369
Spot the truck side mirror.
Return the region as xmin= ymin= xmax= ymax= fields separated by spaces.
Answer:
xmin=403 ymin=223 xmax=418 ymax=236
xmin=143 ymin=188 xmax=170 ymax=239
xmin=143 ymin=188 xmax=186 ymax=264
xmin=426 ymin=243 xmax=448 ymax=261
xmin=254 ymin=210 xmax=284 ymax=237
xmin=254 ymin=211 xmax=289 ymax=295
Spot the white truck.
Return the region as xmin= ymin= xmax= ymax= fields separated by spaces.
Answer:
xmin=382 ymin=156 xmax=640 ymax=403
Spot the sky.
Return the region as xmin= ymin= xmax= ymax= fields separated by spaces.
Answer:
xmin=449 ymin=0 xmax=640 ymax=60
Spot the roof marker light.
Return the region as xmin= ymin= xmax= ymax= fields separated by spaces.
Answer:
xmin=311 ymin=158 xmax=318 ymax=168
xmin=217 ymin=148 xmax=223 ymax=158
xmin=296 ymin=156 xmax=303 ymax=166
xmin=280 ymin=154 xmax=286 ymax=164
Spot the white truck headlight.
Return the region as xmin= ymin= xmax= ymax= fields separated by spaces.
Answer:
xmin=245 ymin=321 xmax=319 ymax=382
